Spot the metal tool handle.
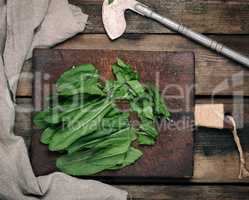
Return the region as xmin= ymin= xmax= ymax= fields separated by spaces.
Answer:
xmin=135 ymin=4 xmax=249 ymax=68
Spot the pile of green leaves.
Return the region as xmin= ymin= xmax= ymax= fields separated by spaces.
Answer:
xmin=34 ymin=58 xmax=170 ymax=176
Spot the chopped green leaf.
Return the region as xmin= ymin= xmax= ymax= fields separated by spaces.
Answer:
xmin=33 ymin=110 xmax=51 ymax=129
xmin=142 ymin=99 xmax=154 ymax=120
xmin=109 ymin=147 xmax=143 ymax=170
xmin=49 ymin=100 xmax=113 ymax=151
xmin=41 ymin=127 xmax=57 ymax=145
xmin=126 ymin=80 xmax=144 ymax=96
xmin=56 ymin=128 xmax=134 ymax=175
xmin=138 ymin=134 xmax=155 ymax=145
xmin=148 ymin=85 xmax=170 ymax=119
xmin=140 ymin=123 xmax=158 ymax=139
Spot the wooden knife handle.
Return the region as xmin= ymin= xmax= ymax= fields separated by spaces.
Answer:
xmin=195 ymin=104 xmax=233 ymax=130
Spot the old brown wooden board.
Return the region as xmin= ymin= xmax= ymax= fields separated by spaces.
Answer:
xmin=30 ymin=49 xmax=195 ymax=182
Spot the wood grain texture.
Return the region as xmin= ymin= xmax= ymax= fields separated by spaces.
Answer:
xmin=119 ymin=185 xmax=249 ymax=200
xmin=16 ymin=98 xmax=249 ymax=183
xmin=30 ymin=49 xmax=194 ymax=180
xmin=68 ymin=0 xmax=249 ymax=34
xmin=16 ymin=34 xmax=249 ymax=97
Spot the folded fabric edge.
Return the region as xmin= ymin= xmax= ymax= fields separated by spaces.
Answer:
xmin=69 ymin=4 xmax=88 ymax=30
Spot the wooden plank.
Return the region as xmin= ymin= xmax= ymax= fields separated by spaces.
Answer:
xmin=118 ymin=185 xmax=249 ymax=200
xmin=16 ymin=34 xmax=249 ymax=97
xmin=16 ymin=98 xmax=249 ymax=183
xmin=69 ymin=0 xmax=249 ymax=34
xmin=16 ymin=60 xmax=32 ymax=97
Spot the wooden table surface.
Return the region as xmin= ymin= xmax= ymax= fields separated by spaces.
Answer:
xmin=16 ymin=0 xmax=249 ymax=199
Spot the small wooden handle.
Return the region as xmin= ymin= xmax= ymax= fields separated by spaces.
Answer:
xmin=195 ymin=104 xmax=234 ymax=130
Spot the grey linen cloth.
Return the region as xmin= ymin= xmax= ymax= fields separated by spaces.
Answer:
xmin=0 ymin=0 xmax=127 ymax=199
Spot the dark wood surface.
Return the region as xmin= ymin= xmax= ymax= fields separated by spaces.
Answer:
xmin=17 ymin=35 xmax=249 ymax=97
xmin=30 ymin=49 xmax=194 ymax=180
xmin=15 ymin=0 xmax=249 ymax=198
xmin=69 ymin=0 xmax=249 ymax=34
xmin=122 ymin=185 xmax=249 ymax=200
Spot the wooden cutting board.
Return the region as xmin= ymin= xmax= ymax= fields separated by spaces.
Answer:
xmin=30 ymin=49 xmax=195 ymax=182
